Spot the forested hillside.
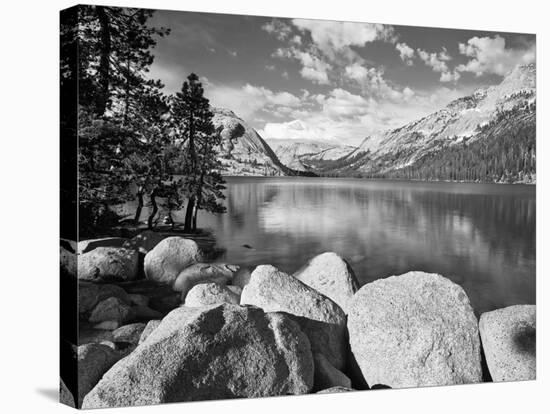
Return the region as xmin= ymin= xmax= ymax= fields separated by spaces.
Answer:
xmin=307 ymin=64 xmax=536 ymax=184
xmin=363 ymin=103 xmax=536 ymax=183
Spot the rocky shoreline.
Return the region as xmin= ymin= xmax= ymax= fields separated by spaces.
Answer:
xmin=60 ymin=232 xmax=536 ymax=408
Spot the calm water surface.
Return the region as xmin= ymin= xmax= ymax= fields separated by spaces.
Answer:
xmin=145 ymin=177 xmax=536 ymax=314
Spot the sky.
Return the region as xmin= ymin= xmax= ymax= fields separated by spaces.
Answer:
xmin=147 ymin=9 xmax=535 ymax=146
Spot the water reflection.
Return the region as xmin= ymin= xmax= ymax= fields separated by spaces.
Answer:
xmin=199 ymin=177 xmax=535 ymax=314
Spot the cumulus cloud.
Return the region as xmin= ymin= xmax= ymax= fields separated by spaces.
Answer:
xmin=261 ymin=19 xmax=293 ymax=41
xmin=417 ymin=48 xmax=451 ymax=72
xmin=292 ymin=19 xmax=395 ymax=58
xmin=417 ymin=47 xmax=460 ymax=83
xmin=344 ymin=63 xmax=413 ymax=101
xmin=344 ymin=62 xmax=369 ymax=82
xmin=396 ymin=42 xmax=415 ymax=65
xmin=318 ymin=88 xmax=372 ymax=118
xmin=267 ymin=19 xmax=397 ymax=86
xmin=439 ymin=70 xmax=461 ymax=82
xmin=296 ymin=51 xmax=332 ymax=84
xmin=456 ymin=35 xmax=535 ymax=76
xmin=273 ymin=47 xmax=332 ymax=84
xmin=206 ymin=82 xmax=302 ymax=119
xmin=242 ymin=84 xmax=301 ymax=107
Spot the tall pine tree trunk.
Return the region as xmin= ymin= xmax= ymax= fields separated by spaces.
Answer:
xmin=95 ymin=6 xmax=111 ymax=116
xmin=192 ymin=172 xmax=204 ymax=232
xmin=183 ymin=197 xmax=195 ymax=233
xmin=147 ymin=189 xmax=158 ymax=230
xmin=192 ymin=201 xmax=199 ymax=232
xmin=133 ymin=186 xmax=144 ymax=225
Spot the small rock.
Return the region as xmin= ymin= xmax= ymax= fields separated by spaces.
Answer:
xmin=241 ymin=265 xmax=348 ymax=370
xmin=93 ymin=320 xmax=122 ymax=331
xmin=78 ymin=282 xmax=130 ymax=316
xmin=173 ymin=263 xmax=239 ymax=297
xmin=78 ymin=237 xmax=127 ymax=254
xmin=138 ymin=320 xmax=161 ymax=344
xmin=78 ymin=247 xmax=139 ymax=283
xmin=184 ymin=283 xmax=241 ymax=307
xmin=348 ymin=271 xmax=482 ymax=388
xmin=144 ymin=237 xmax=203 ymax=285
xmin=82 ymin=304 xmax=314 ymax=408
xmin=294 ymin=252 xmax=359 ymax=313
xmin=112 ymin=323 xmax=147 ymax=346
xmin=479 ymin=304 xmax=536 ymax=382
xmin=89 ymin=297 xmax=134 ymax=325
xmin=313 ymin=353 xmax=352 ymax=391
xmin=77 ymin=343 xmax=122 ymax=407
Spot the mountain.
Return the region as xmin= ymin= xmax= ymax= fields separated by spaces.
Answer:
xmin=266 ymin=139 xmax=356 ymax=173
xmin=323 ymin=64 xmax=536 ymax=183
xmin=211 ymin=108 xmax=314 ymax=176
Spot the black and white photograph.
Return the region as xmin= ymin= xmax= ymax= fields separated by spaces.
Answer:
xmin=58 ymin=3 xmax=536 ymax=410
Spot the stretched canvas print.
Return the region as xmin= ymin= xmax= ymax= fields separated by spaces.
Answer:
xmin=60 ymin=4 xmax=536 ymax=409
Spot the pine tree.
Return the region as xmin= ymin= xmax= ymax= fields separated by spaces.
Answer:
xmin=76 ymin=6 xmax=170 ymax=232
xmin=77 ymin=5 xmax=169 ymax=117
xmin=171 ymin=73 xmax=226 ymax=233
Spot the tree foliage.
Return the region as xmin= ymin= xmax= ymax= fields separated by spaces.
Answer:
xmin=74 ymin=6 xmax=226 ymax=234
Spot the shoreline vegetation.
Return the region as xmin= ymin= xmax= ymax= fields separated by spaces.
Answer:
xmin=221 ymin=174 xmax=536 ymax=185
xmin=60 ymin=232 xmax=536 ymax=408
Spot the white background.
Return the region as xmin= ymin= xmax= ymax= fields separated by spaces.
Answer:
xmin=0 ymin=0 xmax=547 ymax=412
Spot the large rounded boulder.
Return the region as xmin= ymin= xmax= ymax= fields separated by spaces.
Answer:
xmin=294 ymin=252 xmax=359 ymax=313
xmin=348 ymin=271 xmax=482 ymax=388
xmin=82 ymin=304 xmax=314 ymax=408
xmin=479 ymin=304 xmax=536 ymax=382
xmin=173 ymin=263 xmax=239 ymax=297
xmin=144 ymin=237 xmax=203 ymax=285
xmin=241 ymin=265 xmax=347 ymax=370
xmin=78 ymin=247 xmax=139 ymax=283
xmin=88 ymin=297 xmax=134 ymax=325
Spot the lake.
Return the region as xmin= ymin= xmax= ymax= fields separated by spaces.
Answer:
xmin=136 ymin=177 xmax=537 ymax=315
